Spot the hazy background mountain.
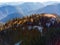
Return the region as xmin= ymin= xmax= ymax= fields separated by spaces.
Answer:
xmin=0 ymin=2 xmax=60 ymax=23
xmin=0 ymin=12 xmax=23 ymax=22
xmin=16 ymin=2 xmax=44 ymax=15
xmin=0 ymin=2 xmax=44 ymax=22
xmin=0 ymin=5 xmax=17 ymax=20
xmin=35 ymin=3 xmax=60 ymax=15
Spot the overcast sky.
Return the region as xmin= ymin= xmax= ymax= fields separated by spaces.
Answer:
xmin=0 ymin=0 xmax=60 ymax=3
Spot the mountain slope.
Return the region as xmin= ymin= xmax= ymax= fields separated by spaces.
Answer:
xmin=0 ymin=12 xmax=23 ymax=22
xmin=0 ymin=2 xmax=44 ymax=21
xmin=16 ymin=2 xmax=44 ymax=15
xmin=1 ymin=2 xmax=60 ymax=23
xmin=35 ymin=4 xmax=60 ymax=15
xmin=0 ymin=5 xmax=17 ymax=20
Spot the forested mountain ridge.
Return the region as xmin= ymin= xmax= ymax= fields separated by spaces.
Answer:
xmin=0 ymin=13 xmax=60 ymax=45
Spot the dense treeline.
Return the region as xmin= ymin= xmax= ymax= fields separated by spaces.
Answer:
xmin=0 ymin=13 xmax=60 ymax=45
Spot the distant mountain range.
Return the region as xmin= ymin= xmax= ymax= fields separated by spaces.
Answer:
xmin=35 ymin=3 xmax=60 ymax=15
xmin=17 ymin=2 xmax=44 ymax=15
xmin=0 ymin=12 xmax=23 ymax=22
xmin=0 ymin=2 xmax=60 ymax=22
